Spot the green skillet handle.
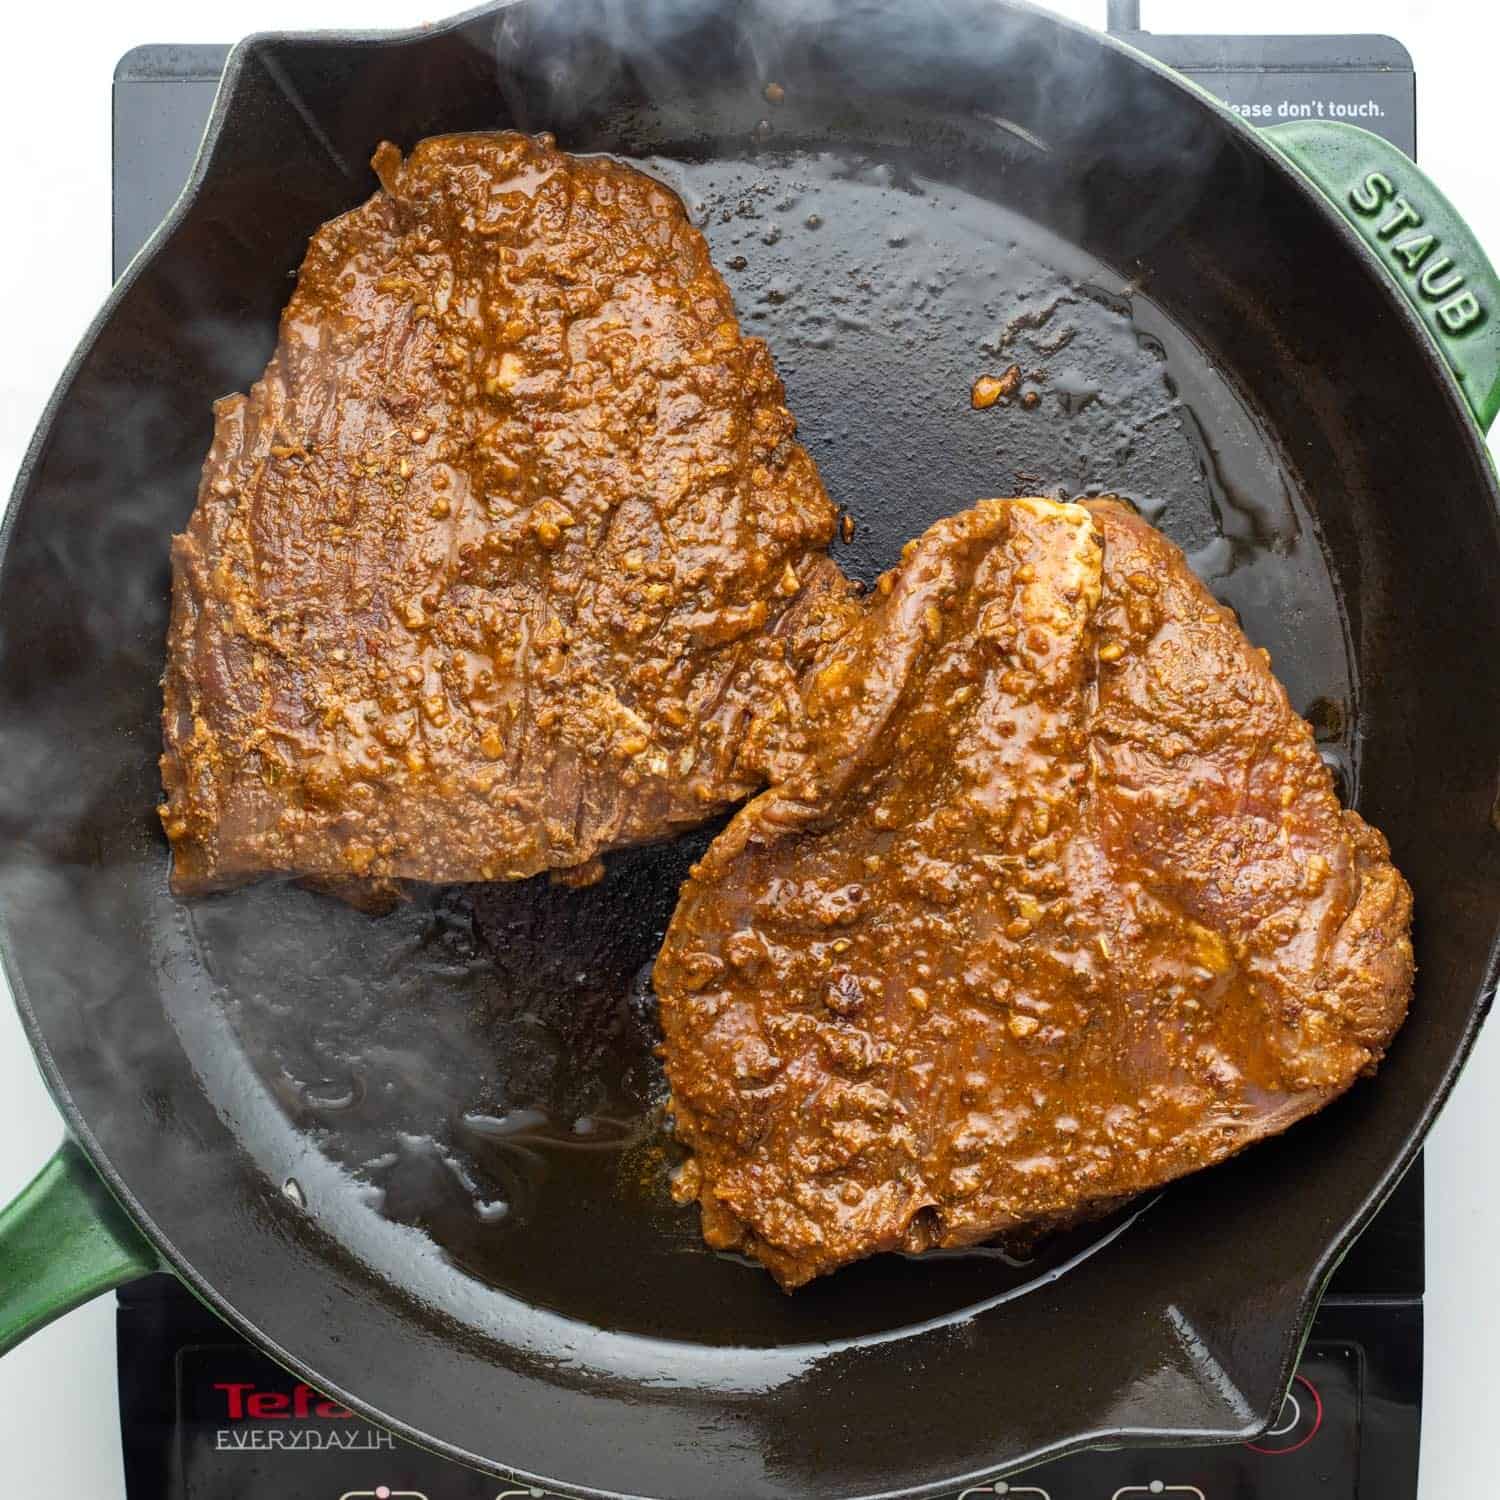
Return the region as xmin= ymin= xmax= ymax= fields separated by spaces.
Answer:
xmin=1265 ymin=120 xmax=1500 ymax=433
xmin=0 ymin=1139 xmax=160 ymax=1356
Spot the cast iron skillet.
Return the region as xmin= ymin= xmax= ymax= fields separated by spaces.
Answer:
xmin=2 ymin=1 xmax=1499 ymax=1494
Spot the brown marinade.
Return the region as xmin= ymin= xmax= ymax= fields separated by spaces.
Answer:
xmin=159 ymin=132 xmax=847 ymax=897
xmin=656 ymin=497 xmax=1413 ymax=1288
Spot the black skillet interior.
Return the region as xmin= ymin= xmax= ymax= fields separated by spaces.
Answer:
xmin=2 ymin=1 xmax=1499 ymax=1495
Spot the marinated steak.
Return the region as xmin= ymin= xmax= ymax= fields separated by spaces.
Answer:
xmin=655 ymin=497 xmax=1413 ymax=1288
xmin=160 ymin=132 xmax=846 ymax=896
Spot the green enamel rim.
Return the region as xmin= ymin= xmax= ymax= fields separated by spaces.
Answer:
xmin=1265 ymin=119 xmax=1500 ymax=433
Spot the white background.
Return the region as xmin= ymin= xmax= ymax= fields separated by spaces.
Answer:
xmin=1 ymin=0 xmax=1496 ymax=1494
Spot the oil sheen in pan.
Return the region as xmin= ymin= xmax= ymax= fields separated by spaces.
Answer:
xmin=180 ymin=146 xmax=1357 ymax=1348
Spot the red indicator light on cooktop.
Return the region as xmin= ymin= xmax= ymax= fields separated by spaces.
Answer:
xmin=1245 ymin=1375 xmax=1325 ymax=1456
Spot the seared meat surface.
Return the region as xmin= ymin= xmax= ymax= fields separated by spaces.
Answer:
xmin=656 ymin=497 xmax=1413 ymax=1289
xmin=160 ymin=132 xmax=845 ymax=896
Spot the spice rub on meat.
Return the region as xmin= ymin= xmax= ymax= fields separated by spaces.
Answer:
xmin=160 ymin=132 xmax=847 ymax=896
xmin=655 ymin=497 xmax=1413 ymax=1289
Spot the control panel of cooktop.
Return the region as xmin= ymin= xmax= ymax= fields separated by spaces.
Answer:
xmin=121 ymin=1276 xmax=1420 ymax=1500
xmin=175 ymin=1350 xmax=1362 ymax=1500
xmin=165 ymin=1340 xmax=1359 ymax=1500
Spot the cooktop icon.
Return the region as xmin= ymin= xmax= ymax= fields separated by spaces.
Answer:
xmin=957 ymin=1484 xmax=1052 ymax=1498
xmin=1111 ymin=1485 xmax=1206 ymax=1499
xmin=337 ymin=1489 xmax=429 ymax=1500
